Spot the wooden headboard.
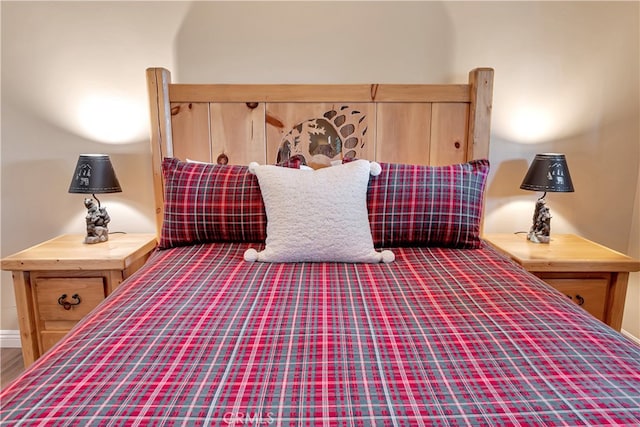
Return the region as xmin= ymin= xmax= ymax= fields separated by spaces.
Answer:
xmin=146 ymin=67 xmax=494 ymax=237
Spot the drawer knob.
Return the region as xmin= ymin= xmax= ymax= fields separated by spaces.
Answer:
xmin=58 ymin=294 xmax=81 ymax=310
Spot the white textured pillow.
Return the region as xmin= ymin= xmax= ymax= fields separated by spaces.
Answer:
xmin=244 ymin=160 xmax=394 ymax=263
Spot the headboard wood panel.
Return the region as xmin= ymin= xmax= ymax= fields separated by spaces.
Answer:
xmin=146 ymin=67 xmax=494 ymax=237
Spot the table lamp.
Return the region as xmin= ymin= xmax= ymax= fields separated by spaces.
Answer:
xmin=68 ymin=154 xmax=122 ymax=244
xmin=520 ymin=153 xmax=574 ymax=243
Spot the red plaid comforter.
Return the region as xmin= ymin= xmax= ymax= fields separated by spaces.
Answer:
xmin=2 ymin=243 xmax=639 ymax=425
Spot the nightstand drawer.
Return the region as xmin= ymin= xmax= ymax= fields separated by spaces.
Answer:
xmin=41 ymin=331 xmax=72 ymax=354
xmin=34 ymin=277 xmax=106 ymax=322
xmin=538 ymin=277 xmax=608 ymax=321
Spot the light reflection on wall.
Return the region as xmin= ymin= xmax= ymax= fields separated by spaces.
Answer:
xmin=484 ymin=197 xmax=579 ymax=236
xmin=492 ymin=73 xmax=599 ymax=146
xmin=76 ymin=94 xmax=148 ymax=144
xmin=507 ymin=105 xmax=554 ymax=144
xmin=62 ymin=200 xmax=156 ymax=235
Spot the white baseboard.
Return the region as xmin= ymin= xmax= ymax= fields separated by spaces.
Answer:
xmin=621 ymin=329 xmax=640 ymax=345
xmin=0 ymin=330 xmax=21 ymax=348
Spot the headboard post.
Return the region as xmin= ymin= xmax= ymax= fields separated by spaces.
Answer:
xmin=146 ymin=67 xmax=173 ymax=237
xmin=467 ymin=68 xmax=494 ymax=160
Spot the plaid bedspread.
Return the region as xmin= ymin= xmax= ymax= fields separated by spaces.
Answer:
xmin=2 ymin=243 xmax=640 ymax=426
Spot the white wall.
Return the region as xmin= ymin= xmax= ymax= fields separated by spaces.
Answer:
xmin=2 ymin=1 xmax=639 ymax=336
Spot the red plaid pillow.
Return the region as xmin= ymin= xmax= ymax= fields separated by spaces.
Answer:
xmin=368 ymin=160 xmax=489 ymax=248
xmin=159 ymin=158 xmax=267 ymax=249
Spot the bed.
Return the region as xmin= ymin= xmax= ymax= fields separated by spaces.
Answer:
xmin=2 ymin=67 xmax=639 ymax=426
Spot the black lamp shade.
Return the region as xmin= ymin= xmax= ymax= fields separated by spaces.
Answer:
xmin=69 ymin=154 xmax=122 ymax=194
xmin=520 ymin=153 xmax=574 ymax=193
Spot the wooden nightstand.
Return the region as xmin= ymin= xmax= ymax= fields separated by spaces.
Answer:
xmin=483 ymin=233 xmax=640 ymax=331
xmin=1 ymin=233 xmax=157 ymax=367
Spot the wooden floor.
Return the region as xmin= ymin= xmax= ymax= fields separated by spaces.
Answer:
xmin=1 ymin=348 xmax=24 ymax=389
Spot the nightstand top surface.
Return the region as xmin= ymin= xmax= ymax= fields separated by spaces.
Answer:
xmin=1 ymin=233 xmax=157 ymax=271
xmin=483 ymin=233 xmax=640 ymax=272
